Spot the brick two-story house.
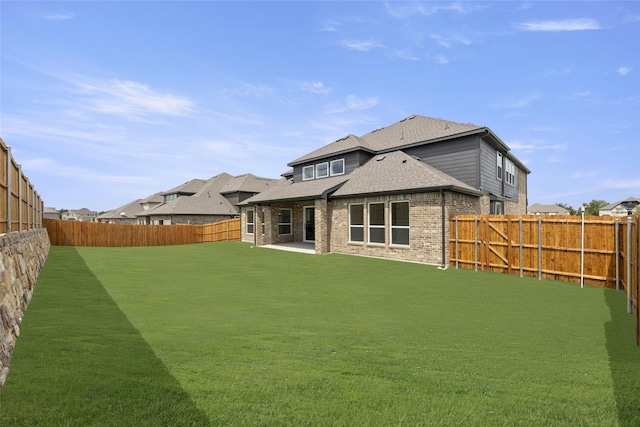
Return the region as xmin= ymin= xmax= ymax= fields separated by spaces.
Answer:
xmin=240 ymin=114 xmax=530 ymax=265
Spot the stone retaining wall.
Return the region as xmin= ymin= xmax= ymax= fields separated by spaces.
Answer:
xmin=0 ymin=229 xmax=50 ymax=388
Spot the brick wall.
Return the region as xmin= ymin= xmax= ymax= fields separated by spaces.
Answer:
xmin=329 ymin=191 xmax=481 ymax=265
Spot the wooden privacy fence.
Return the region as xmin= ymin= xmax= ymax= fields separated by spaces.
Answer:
xmin=0 ymin=138 xmax=44 ymax=233
xmin=450 ymin=214 xmax=639 ymax=345
xmin=44 ymin=217 xmax=241 ymax=247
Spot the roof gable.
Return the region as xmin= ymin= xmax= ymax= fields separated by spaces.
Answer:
xmin=219 ymin=173 xmax=278 ymax=194
xmin=289 ymin=134 xmax=371 ymax=166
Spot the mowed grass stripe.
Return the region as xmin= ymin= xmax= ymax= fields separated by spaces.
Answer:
xmin=2 ymin=242 xmax=639 ymax=425
xmin=0 ymin=246 xmax=211 ymax=426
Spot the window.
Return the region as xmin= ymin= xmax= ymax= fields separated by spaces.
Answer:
xmin=505 ymin=159 xmax=516 ymax=186
xmin=390 ymin=201 xmax=409 ymax=246
xmin=278 ymin=209 xmax=292 ymax=235
xmin=330 ymin=159 xmax=345 ymax=176
xmin=316 ymin=162 xmax=329 ymax=179
xmin=491 ymin=201 xmax=503 ymax=215
xmin=368 ymin=203 xmax=385 ymax=244
xmin=246 ymin=209 xmax=254 ymax=234
xmin=302 ymin=165 xmax=314 ymax=181
xmin=496 ymin=152 xmax=503 ymax=180
xmin=349 ymin=204 xmax=364 ymax=242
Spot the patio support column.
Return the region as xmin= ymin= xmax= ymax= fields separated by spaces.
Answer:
xmin=262 ymin=206 xmax=274 ymax=246
xmin=315 ymin=198 xmax=329 ymax=255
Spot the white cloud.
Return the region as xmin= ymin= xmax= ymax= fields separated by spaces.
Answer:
xmin=508 ymin=140 xmax=568 ymax=152
xmin=339 ymin=39 xmax=385 ymax=51
xmin=78 ymin=79 xmax=194 ymax=118
xmin=43 ymin=8 xmax=74 ymax=21
xmin=617 ymin=66 xmax=631 ymax=76
xmin=385 ymin=2 xmax=483 ymax=19
xmin=320 ymin=20 xmax=341 ymax=32
xmin=517 ymin=3 xmax=535 ymax=10
xmin=433 ymin=54 xmax=451 ymax=64
xmin=430 ymin=33 xmax=473 ymax=48
xmin=345 ymin=95 xmax=378 ymax=111
xmin=299 ymin=81 xmax=332 ymax=95
xmin=21 ymin=157 xmax=152 ymax=183
xmin=393 ymin=50 xmax=420 ymax=61
xmin=514 ymin=18 xmax=601 ymax=32
xmin=489 ymin=94 xmax=540 ymax=109
xmin=324 ymin=95 xmax=378 ymax=114
xmin=229 ymin=82 xmax=275 ymax=97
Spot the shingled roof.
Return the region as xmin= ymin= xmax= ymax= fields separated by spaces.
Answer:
xmin=145 ymin=173 xmax=237 ymax=216
xmin=242 ymin=175 xmax=348 ymax=204
xmin=332 ymin=151 xmax=482 ymax=198
xmin=289 ymin=115 xmax=487 ymax=166
xmin=219 ymin=173 xmax=278 ymax=194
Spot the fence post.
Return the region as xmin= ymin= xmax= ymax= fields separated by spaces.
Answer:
xmin=6 ymin=146 xmax=11 ymax=233
xmin=615 ymin=219 xmax=620 ymax=291
xmin=18 ymin=165 xmax=23 ymax=231
xmin=628 ymin=216 xmax=633 ymax=314
xmin=455 ymin=216 xmax=459 ymax=269
xmin=581 ymin=207 xmax=585 ymax=288
xmin=474 ymin=217 xmax=478 ymax=272
xmin=519 ymin=217 xmax=523 ymax=278
xmin=538 ymin=217 xmax=542 ymax=280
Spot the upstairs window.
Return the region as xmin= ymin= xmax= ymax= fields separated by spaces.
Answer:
xmin=302 ymin=165 xmax=314 ymax=181
xmin=330 ymin=159 xmax=345 ymax=176
xmin=316 ymin=162 xmax=329 ymax=179
xmin=496 ymin=152 xmax=503 ymax=180
xmin=505 ymin=159 xmax=516 ymax=186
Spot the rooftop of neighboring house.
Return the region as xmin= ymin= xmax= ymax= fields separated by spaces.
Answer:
xmin=601 ymin=197 xmax=640 ymax=211
xmin=99 ymin=172 xmax=279 ymax=219
xmin=527 ymin=203 xmax=570 ymax=215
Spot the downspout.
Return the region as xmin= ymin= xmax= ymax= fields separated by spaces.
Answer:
xmin=439 ymin=189 xmax=448 ymax=270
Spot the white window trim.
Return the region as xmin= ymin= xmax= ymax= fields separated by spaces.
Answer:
xmin=315 ymin=162 xmax=329 ymax=179
xmin=278 ymin=208 xmax=292 ymax=235
xmin=302 ymin=165 xmax=314 ymax=181
xmin=330 ymin=158 xmax=345 ymax=176
xmin=390 ymin=200 xmax=410 ymax=247
xmin=348 ymin=203 xmax=364 ymax=243
xmin=367 ymin=202 xmax=385 ymax=245
xmin=496 ymin=152 xmax=503 ymax=180
xmin=246 ymin=209 xmax=254 ymax=235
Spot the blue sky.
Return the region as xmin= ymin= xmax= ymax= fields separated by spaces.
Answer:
xmin=1 ymin=1 xmax=638 ymax=212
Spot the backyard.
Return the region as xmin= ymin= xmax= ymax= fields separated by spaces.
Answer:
xmin=0 ymin=242 xmax=638 ymax=426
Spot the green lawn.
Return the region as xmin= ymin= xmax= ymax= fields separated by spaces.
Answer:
xmin=1 ymin=243 xmax=638 ymax=426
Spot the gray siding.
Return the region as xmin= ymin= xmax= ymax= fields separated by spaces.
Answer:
xmin=479 ymin=139 xmax=519 ymax=201
xmin=404 ymin=136 xmax=480 ymax=189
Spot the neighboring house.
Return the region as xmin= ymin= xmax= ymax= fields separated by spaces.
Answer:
xmin=98 ymin=173 xmax=278 ymax=226
xmin=240 ymin=114 xmax=530 ymax=265
xmin=527 ymin=203 xmax=570 ymax=215
xmin=599 ymin=197 xmax=640 ymax=217
xmin=139 ymin=173 xmax=278 ymax=225
xmin=43 ymin=207 xmax=59 ymax=219
xmin=73 ymin=208 xmax=99 ymax=222
xmin=97 ymin=199 xmax=145 ymax=224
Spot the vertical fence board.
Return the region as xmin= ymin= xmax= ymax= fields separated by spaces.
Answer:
xmin=43 ymin=218 xmax=240 ymax=247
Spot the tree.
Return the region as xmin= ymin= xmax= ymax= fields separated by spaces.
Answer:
xmin=583 ymin=199 xmax=609 ymax=216
xmin=556 ymin=203 xmax=577 ymax=215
